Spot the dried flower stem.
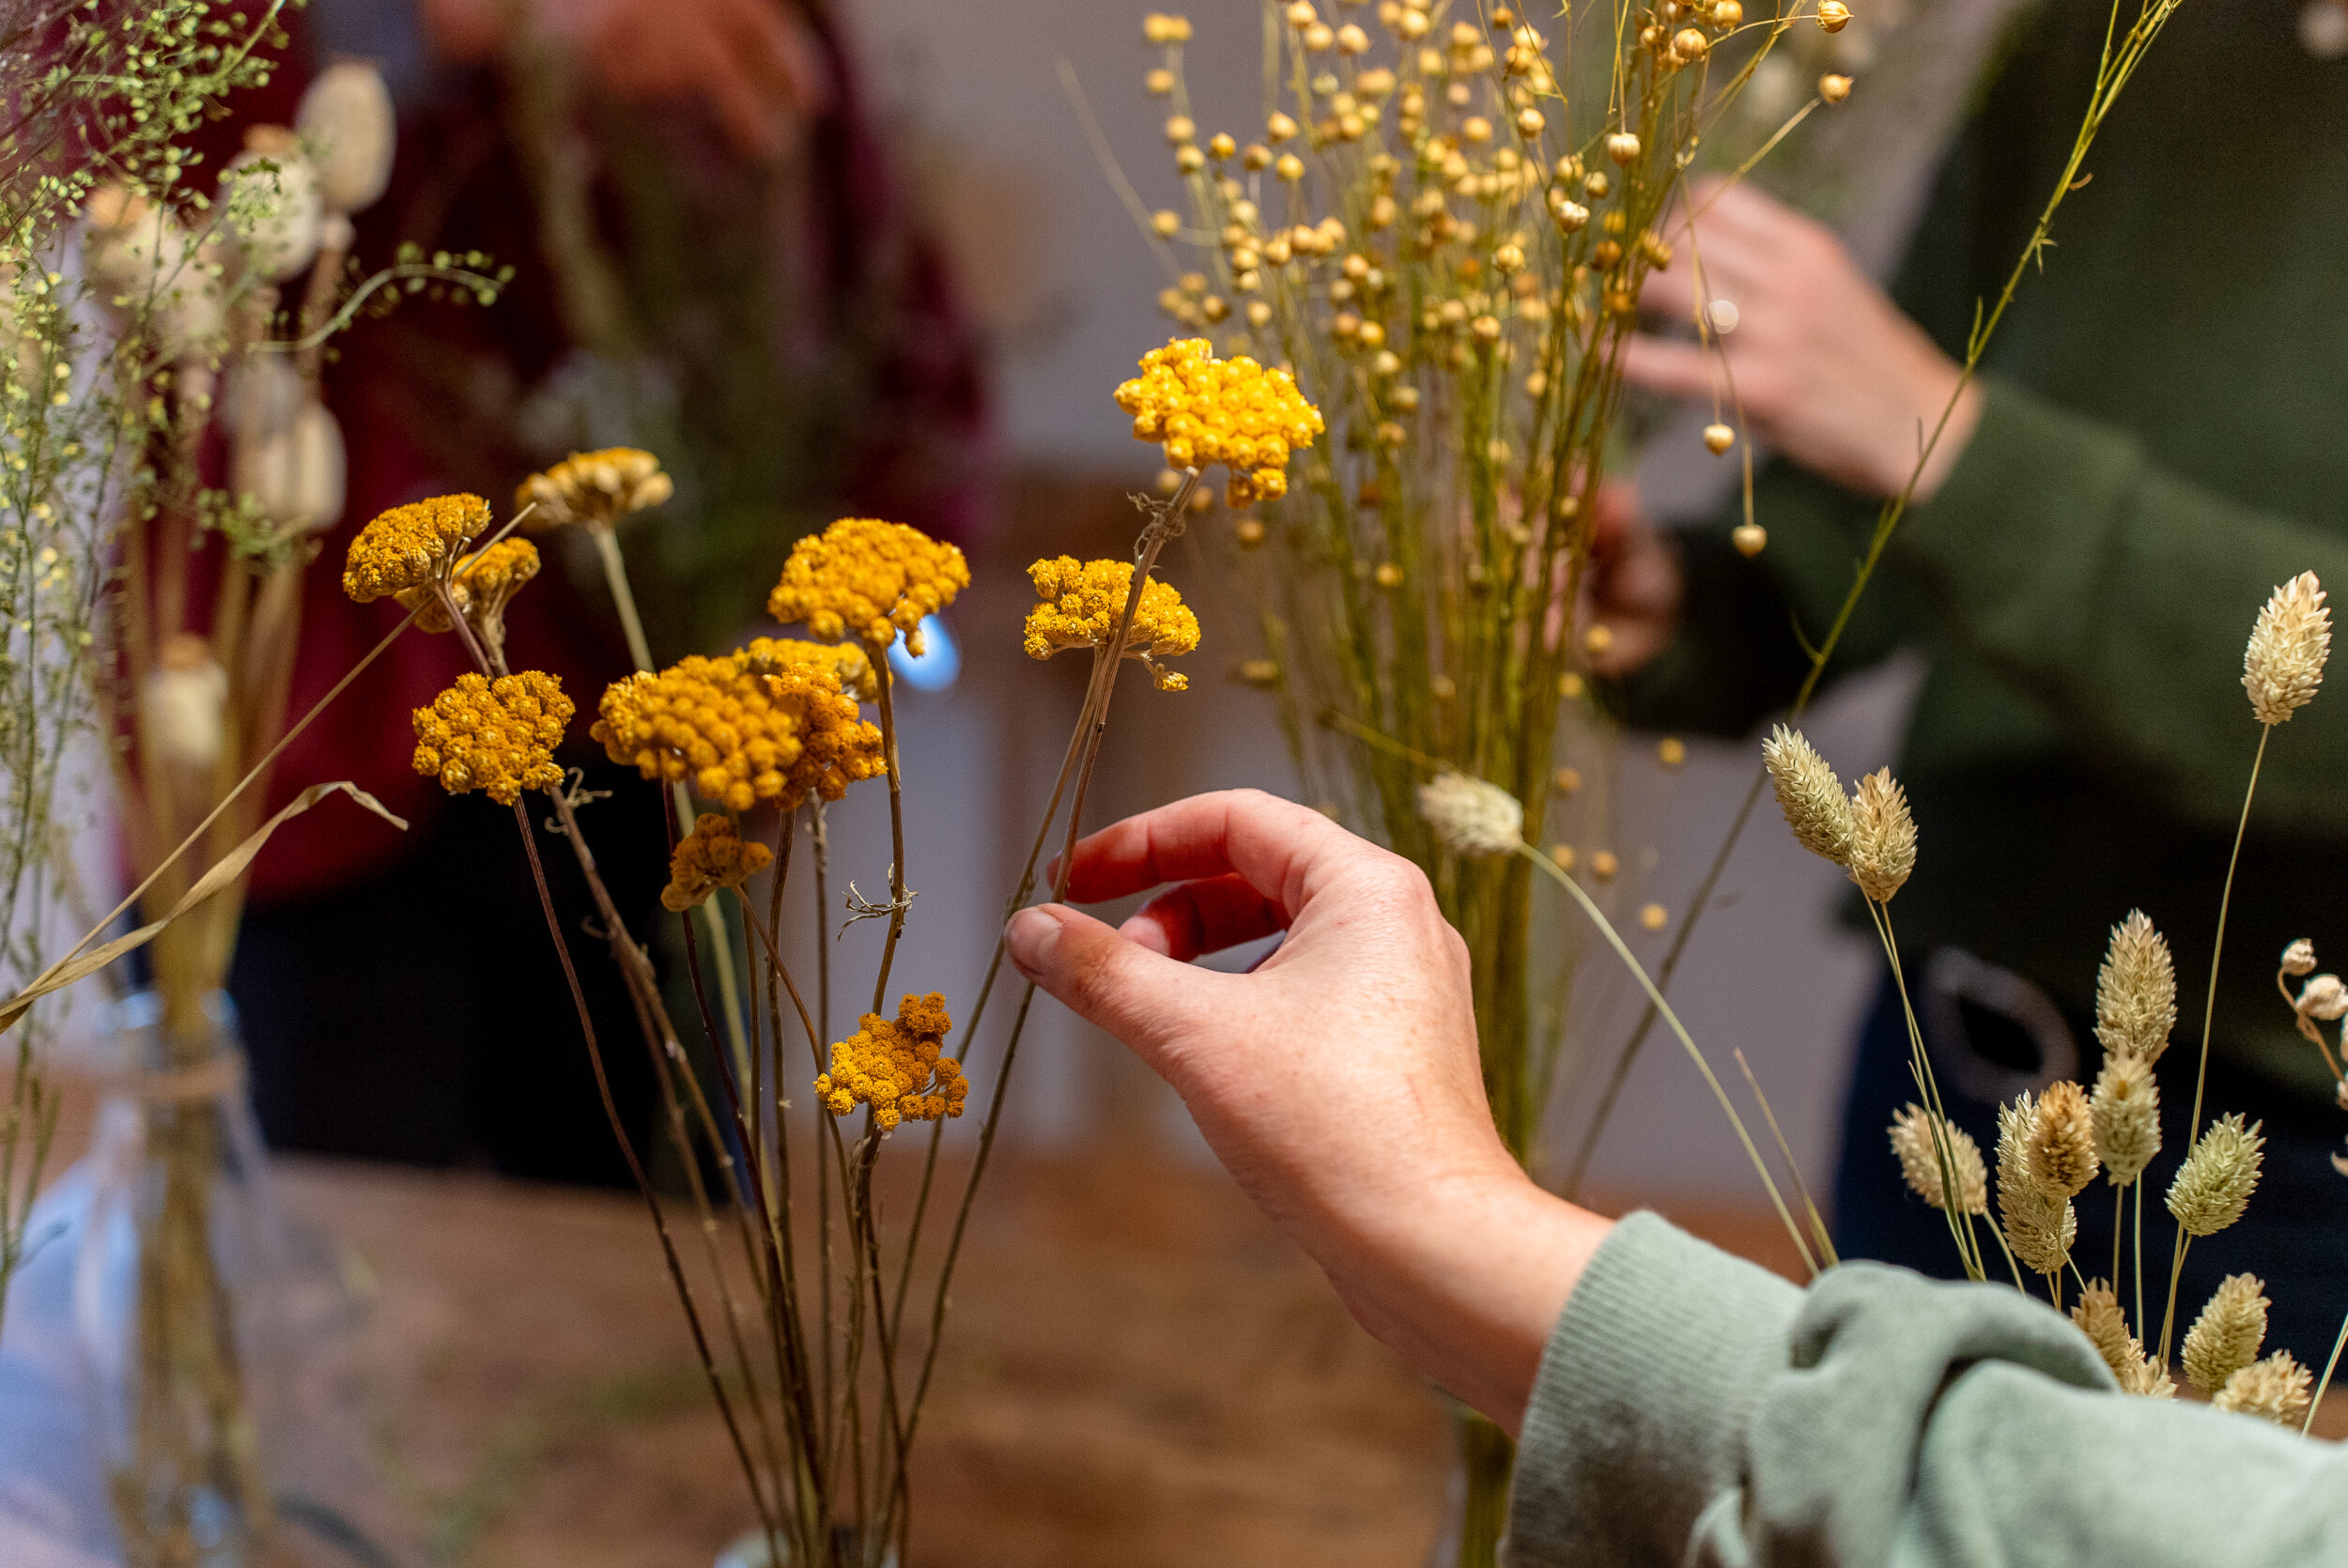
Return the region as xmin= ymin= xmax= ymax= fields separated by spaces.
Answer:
xmin=2161 ymin=725 xmax=2270 ymax=1363
xmin=2306 ymin=1305 xmax=2348 ymax=1437
xmin=1515 ymin=841 xmax=1815 ymax=1278
xmin=1565 ymin=0 xmax=2189 ymax=1190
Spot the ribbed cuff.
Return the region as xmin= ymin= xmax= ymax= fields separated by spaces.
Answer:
xmin=1502 ymin=1212 xmax=1800 ymax=1567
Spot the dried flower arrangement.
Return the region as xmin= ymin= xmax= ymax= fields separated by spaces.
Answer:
xmin=1115 ymin=0 xmax=2186 ymax=1554
xmin=1766 ymin=571 xmax=2347 ymax=1431
xmin=292 ymin=338 xmax=1279 ymax=1567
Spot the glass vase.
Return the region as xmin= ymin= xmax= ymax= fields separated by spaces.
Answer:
xmin=72 ymin=990 xmax=286 ymax=1568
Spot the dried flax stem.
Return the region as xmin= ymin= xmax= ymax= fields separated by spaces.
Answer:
xmin=1562 ymin=0 xmax=2189 ymax=1187
xmin=1516 ymin=842 xmax=1815 ymax=1278
xmin=2306 ymin=1305 xmax=2348 ymax=1437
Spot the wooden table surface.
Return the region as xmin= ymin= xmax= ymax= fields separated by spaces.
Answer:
xmin=265 ymin=1153 xmax=1815 ymax=1568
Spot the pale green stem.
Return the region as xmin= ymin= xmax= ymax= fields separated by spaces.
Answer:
xmin=1514 ymin=843 xmax=1814 ymax=1278
xmin=2304 ymin=1304 xmax=2348 ymax=1437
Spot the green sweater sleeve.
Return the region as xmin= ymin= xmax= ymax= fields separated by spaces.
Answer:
xmin=1897 ymin=375 xmax=2348 ymax=839
xmin=1506 ymin=1212 xmax=2348 ymax=1566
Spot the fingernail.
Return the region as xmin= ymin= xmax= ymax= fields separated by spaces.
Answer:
xmin=1005 ymin=906 xmax=1061 ymax=978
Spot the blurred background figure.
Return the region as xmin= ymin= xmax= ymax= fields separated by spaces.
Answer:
xmin=210 ymin=0 xmax=987 ymax=1182
xmin=1585 ymin=0 xmax=2348 ymax=1356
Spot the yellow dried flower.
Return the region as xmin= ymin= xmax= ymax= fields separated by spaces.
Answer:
xmin=2027 ymin=1079 xmax=2099 ymax=1199
xmin=2090 ymin=1052 xmax=2160 ymax=1187
xmin=662 ymin=813 xmax=775 ymax=913
xmin=2093 ymin=910 xmax=2177 ymax=1064
xmin=1113 ymin=337 xmax=1325 ymax=507
xmin=516 ymin=447 xmax=673 ymax=531
xmin=1021 ymin=557 xmax=1202 ymax=690
xmin=737 ymin=637 xmax=880 ymax=702
xmin=2183 ymin=1273 xmax=2270 ymax=1394
xmin=411 ymin=670 xmax=572 ymax=807
xmin=1762 ymin=725 xmax=1853 ymax=866
xmin=1846 ymin=767 xmax=1917 ymax=903
xmin=1888 ymin=1102 xmax=1986 ymax=1216
xmin=2244 ymin=571 xmax=2330 ymax=725
xmin=343 ymin=493 xmax=489 ymax=603
xmin=397 ymin=537 xmax=541 ymax=636
xmin=812 ymin=992 xmax=968 ymax=1131
xmin=766 ymin=516 xmax=969 ymax=653
xmin=593 ymin=655 xmax=883 ymax=813
xmin=1997 ymin=1094 xmax=2076 ymax=1276
xmin=2215 ymin=1351 xmax=2311 ymax=1426
xmin=2070 ymin=1280 xmax=2136 ymax=1380
xmin=2168 ymin=1114 xmax=2264 ymax=1237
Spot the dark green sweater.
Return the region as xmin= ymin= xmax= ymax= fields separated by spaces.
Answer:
xmin=1630 ymin=0 xmax=2348 ymax=1098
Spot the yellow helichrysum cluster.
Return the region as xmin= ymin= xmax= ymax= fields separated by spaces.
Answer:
xmin=1021 ymin=556 xmax=1202 ymax=690
xmin=1113 ymin=338 xmax=1324 ymax=508
xmin=737 ymin=636 xmax=880 ymax=702
xmin=515 ymin=447 xmax=674 ymax=531
xmin=661 ymin=813 xmax=775 ymax=913
xmin=411 ymin=670 xmax=572 ymax=806
xmin=398 ymin=537 xmax=541 ymax=633
xmin=343 ymin=493 xmax=490 ymax=603
xmin=593 ymin=654 xmax=883 ymax=813
xmin=766 ymin=516 xmax=970 ymax=653
xmin=813 ymin=992 xmax=967 ymax=1131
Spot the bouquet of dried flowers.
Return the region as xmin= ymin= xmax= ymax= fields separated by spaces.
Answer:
xmin=1767 ymin=571 xmax=2346 ymax=1430
xmin=345 ymin=338 xmax=1274 ymax=1567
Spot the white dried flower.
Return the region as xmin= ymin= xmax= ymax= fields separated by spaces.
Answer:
xmin=2093 ymin=910 xmax=2176 ymax=1064
xmin=142 ymin=634 xmax=227 ymax=776
xmin=2168 ymin=1114 xmax=2264 ymax=1237
xmin=2183 ymin=1273 xmax=2269 ymax=1394
xmin=1417 ymin=772 xmax=1523 ymax=857
xmin=297 ymin=60 xmax=395 ymax=216
xmin=2297 ymin=973 xmax=2348 ymax=1022
xmin=2243 ymin=571 xmax=2329 ymax=726
xmin=220 ymin=129 xmax=324 ymax=282
xmin=2281 ymin=937 xmax=2318 ymax=977
xmin=1846 ymin=767 xmax=1917 ymax=903
xmin=1888 ymin=1103 xmax=1986 ymax=1215
xmin=1761 ymin=725 xmax=1853 ymax=865
xmin=235 ymin=399 xmax=347 ymax=535
xmin=2214 ymin=1351 xmax=2311 ymax=1426
xmin=2090 ymin=1052 xmax=2160 ymax=1187
xmin=84 ymin=187 xmax=222 ymax=357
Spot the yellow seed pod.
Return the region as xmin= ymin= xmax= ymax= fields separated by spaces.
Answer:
xmin=1276 ymin=153 xmax=1305 ymax=182
xmin=1820 ymin=73 xmax=1853 ymax=102
xmin=1592 ymin=850 xmax=1620 ymax=881
xmin=1640 ymin=903 xmax=1668 ymax=931
xmin=1817 ymin=0 xmax=1851 ymax=30
xmin=1550 ymin=843 xmax=1576 ymax=870
xmin=1165 ymin=115 xmax=1197 ymax=145
xmin=1673 ymin=26 xmax=1708 ymax=58
xmin=1146 ymin=68 xmax=1176 ymax=95
xmin=1267 ymin=111 xmax=1300 ymax=142
xmin=1373 ymin=561 xmax=1404 ymax=588
xmin=1605 ymin=131 xmax=1642 ymax=165
xmin=1553 ymin=766 xmax=1582 ymax=793
xmin=1584 ymin=623 xmax=1614 ymax=654
xmin=1516 ymin=107 xmax=1545 ymax=137
xmin=1151 ymin=209 xmax=1182 ymax=237
xmin=1733 ymin=522 xmax=1769 ymax=558
xmin=1208 ymin=131 xmax=1238 ymax=160
xmin=1712 ymin=0 xmax=1743 ymax=23
xmin=1659 ymin=737 xmax=1687 ymax=768
xmin=1703 ymin=423 xmax=1736 ymax=454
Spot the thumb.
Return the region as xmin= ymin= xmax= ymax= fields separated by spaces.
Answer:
xmin=1005 ymin=904 xmax=1213 ymax=1068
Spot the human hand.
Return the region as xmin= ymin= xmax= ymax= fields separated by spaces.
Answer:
xmin=1005 ymin=790 xmax=1609 ymax=1433
xmin=1624 ymin=178 xmax=1982 ymax=502
xmin=1578 ymin=480 xmax=1683 ymax=679
xmin=420 ymin=0 xmax=830 ymax=161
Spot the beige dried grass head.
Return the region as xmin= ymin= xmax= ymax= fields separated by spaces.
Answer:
xmin=2070 ymin=1281 xmax=2135 ymax=1378
xmin=2027 ymin=1079 xmax=2099 ymax=1199
xmin=2168 ymin=1115 xmax=2265 ymax=1237
xmin=2244 ymin=571 xmax=2329 ymax=726
xmin=2093 ymin=911 xmax=2176 ymax=1064
xmin=2281 ymin=938 xmax=2318 ymax=977
xmin=2090 ymin=1053 xmax=2160 ymax=1187
xmin=1846 ymin=768 xmax=1917 ymax=904
xmin=2118 ymin=1352 xmax=2178 ymax=1400
xmin=2214 ymin=1351 xmax=2311 ymax=1426
xmin=2183 ymin=1273 xmax=2269 ymax=1394
xmin=1996 ymin=1095 xmax=2076 ymax=1276
xmin=1888 ymin=1104 xmax=1986 ymax=1216
xmin=1762 ymin=726 xmax=1853 ymax=866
